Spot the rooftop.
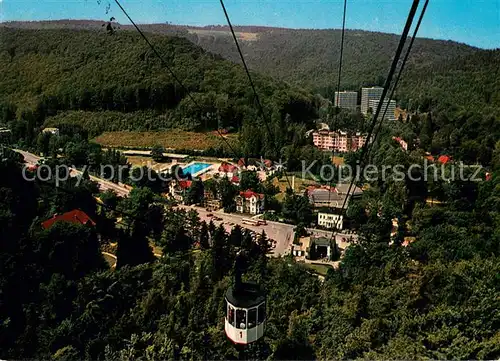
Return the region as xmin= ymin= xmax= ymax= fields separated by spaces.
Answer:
xmin=41 ymin=209 xmax=95 ymax=229
xmin=294 ymin=236 xmax=312 ymax=253
xmin=219 ymin=162 xmax=238 ymax=173
xmin=312 ymin=236 xmax=332 ymax=247
xmin=239 ymin=190 xmax=264 ymax=200
xmin=178 ymin=180 xmax=193 ymax=189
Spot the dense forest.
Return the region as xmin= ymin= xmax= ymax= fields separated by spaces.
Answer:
xmin=0 ymin=27 xmax=319 ymax=138
xmin=4 ymin=20 xmax=498 ymax=117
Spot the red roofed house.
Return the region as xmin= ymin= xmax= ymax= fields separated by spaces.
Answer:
xmin=235 ymin=190 xmax=265 ymax=215
xmin=169 ymin=179 xmax=193 ymax=203
xmin=231 ymin=175 xmax=240 ymax=185
xmin=437 ymin=155 xmax=451 ymax=165
xmin=392 ymin=136 xmax=408 ymax=151
xmin=219 ymin=162 xmax=238 ymax=174
xmin=42 ymin=209 xmax=95 ymax=230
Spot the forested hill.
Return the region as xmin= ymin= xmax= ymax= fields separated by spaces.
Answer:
xmin=0 ymin=26 xmax=318 ymax=136
xmin=4 ymin=20 xmax=498 ymax=116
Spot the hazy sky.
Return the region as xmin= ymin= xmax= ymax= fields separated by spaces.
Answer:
xmin=2 ymin=0 xmax=499 ymax=49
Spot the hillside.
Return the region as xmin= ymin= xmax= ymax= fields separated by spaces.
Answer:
xmin=0 ymin=26 xmax=318 ymax=138
xmin=4 ymin=20 xmax=498 ymax=116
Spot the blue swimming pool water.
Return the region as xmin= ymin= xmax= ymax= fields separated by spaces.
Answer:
xmin=183 ymin=162 xmax=211 ymax=175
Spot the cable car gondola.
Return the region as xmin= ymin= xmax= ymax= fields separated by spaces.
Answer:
xmin=224 ymin=252 xmax=266 ymax=345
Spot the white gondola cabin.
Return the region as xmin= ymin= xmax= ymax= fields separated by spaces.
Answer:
xmin=224 ymin=252 xmax=266 ymax=345
xmin=225 ymin=282 xmax=266 ymax=345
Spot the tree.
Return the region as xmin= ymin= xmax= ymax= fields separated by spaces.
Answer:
xmin=151 ymin=144 xmax=165 ymax=162
xmin=35 ymin=222 xmax=106 ymax=279
xmin=115 ymin=225 xmax=155 ymax=268
xmin=282 ymin=191 xmax=313 ymax=225
xmin=419 ymin=113 xmax=434 ymax=151
xmin=184 ymin=179 xmax=204 ymax=205
xmin=218 ymin=177 xmax=237 ymax=212
xmin=293 ymin=223 xmax=308 ymax=243
xmin=239 ymin=171 xmax=260 ymax=192
xmin=36 ymin=132 xmax=52 ymax=155
xmin=128 ymin=166 xmax=163 ymax=193
xmin=199 ymin=221 xmax=210 ymax=249
xmin=162 ymin=226 xmax=192 ymax=254
xmin=119 ymin=187 xmax=165 ymax=237
xmin=211 ymin=224 xmax=231 ymax=280
xmin=229 ymin=225 xmax=243 ymax=248
xmin=100 ymin=189 xmax=119 ymax=210
xmin=258 ymin=230 xmax=272 ymax=257
xmin=186 ymin=209 xmax=201 ymax=241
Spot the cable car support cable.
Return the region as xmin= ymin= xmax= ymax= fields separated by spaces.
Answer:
xmin=328 ymin=0 xmax=422 ymax=235
xmin=219 ymin=0 xmax=295 ymax=192
xmin=368 ymin=0 xmax=430 ymax=158
xmin=112 ymin=0 xmax=245 ymax=166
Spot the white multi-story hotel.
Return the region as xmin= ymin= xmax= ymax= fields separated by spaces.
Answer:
xmin=334 ymin=91 xmax=358 ymax=112
xmin=369 ymin=99 xmax=397 ymax=121
xmin=361 ymin=86 xmax=384 ymax=115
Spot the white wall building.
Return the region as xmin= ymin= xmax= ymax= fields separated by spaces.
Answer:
xmin=361 ymin=86 xmax=384 ymax=115
xmin=334 ymin=91 xmax=358 ymax=112
xmin=369 ymin=99 xmax=397 ymax=121
xmin=318 ymin=212 xmax=344 ymax=230
xmin=236 ymin=190 xmax=265 ymax=215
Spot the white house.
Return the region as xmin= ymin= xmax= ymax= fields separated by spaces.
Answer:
xmin=235 ymin=190 xmax=265 ymax=215
xmin=318 ymin=212 xmax=343 ymax=230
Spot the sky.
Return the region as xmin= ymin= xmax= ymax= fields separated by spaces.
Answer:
xmin=1 ymin=0 xmax=499 ymax=49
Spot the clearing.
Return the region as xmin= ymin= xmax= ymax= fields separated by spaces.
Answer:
xmin=303 ymin=263 xmax=334 ymax=277
xmin=272 ymin=173 xmax=319 ymax=201
xmin=93 ymin=130 xmax=239 ymax=151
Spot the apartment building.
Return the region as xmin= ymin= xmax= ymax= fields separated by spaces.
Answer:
xmin=369 ymin=99 xmax=397 ymax=121
xmin=360 ymin=86 xmax=384 ymax=115
xmin=334 ymin=91 xmax=358 ymax=111
xmin=312 ymin=130 xmax=367 ymax=152
xmin=318 ymin=212 xmax=344 ymax=230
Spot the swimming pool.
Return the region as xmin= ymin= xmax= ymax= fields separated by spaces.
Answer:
xmin=183 ymin=162 xmax=212 ymax=176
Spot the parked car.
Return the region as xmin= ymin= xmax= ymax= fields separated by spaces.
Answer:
xmin=207 ymin=213 xmax=213 ymax=217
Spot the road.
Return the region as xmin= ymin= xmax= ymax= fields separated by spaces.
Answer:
xmin=17 ymin=149 xmax=357 ymax=256
xmin=17 ymin=149 xmax=131 ymax=197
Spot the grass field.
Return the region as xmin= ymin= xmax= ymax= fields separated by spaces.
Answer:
xmin=126 ymin=156 xmax=169 ymax=169
xmin=93 ymin=130 xmax=239 ymax=151
xmin=304 ymin=263 xmax=333 ymax=276
xmin=272 ymin=174 xmax=319 ymax=201
xmin=188 ymin=28 xmax=259 ymax=42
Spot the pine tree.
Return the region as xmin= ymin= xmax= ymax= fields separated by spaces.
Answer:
xmin=116 ymin=224 xmax=155 ymax=269
xmin=229 ymin=225 xmax=243 ymax=247
xmin=199 ymin=221 xmax=210 ymax=250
